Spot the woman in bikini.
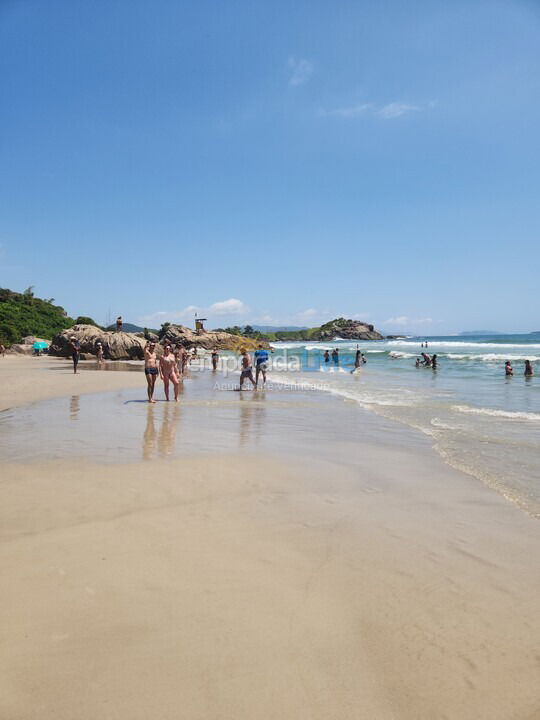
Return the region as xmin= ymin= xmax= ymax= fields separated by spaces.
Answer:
xmin=144 ymin=341 xmax=159 ymax=402
xmin=159 ymin=344 xmax=180 ymax=401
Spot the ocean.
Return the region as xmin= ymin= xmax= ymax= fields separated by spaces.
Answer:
xmin=267 ymin=333 xmax=540 ymax=517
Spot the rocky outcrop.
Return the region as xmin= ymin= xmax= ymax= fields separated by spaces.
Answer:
xmin=49 ymin=325 xmax=147 ymax=360
xmin=316 ymin=319 xmax=384 ymax=341
xmin=160 ymin=325 xmax=269 ymax=352
xmin=7 ymin=336 xmax=50 ymax=354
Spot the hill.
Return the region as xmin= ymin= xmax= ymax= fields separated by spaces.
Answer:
xmin=0 ymin=287 xmax=74 ymax=345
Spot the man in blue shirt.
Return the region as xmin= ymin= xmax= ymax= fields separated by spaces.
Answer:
xmin=254 ymin=344 xmax=269 ymax=389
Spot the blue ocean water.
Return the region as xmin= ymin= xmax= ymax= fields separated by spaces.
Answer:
xmin=268 ymin=334 xmax=540 ymax=516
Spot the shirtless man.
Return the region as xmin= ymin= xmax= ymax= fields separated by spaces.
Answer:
xmin=211 ymin=348 xmax=219 ymax=371
xmin=144 ymin=341 xmax=159 ymax=402
xmin=160 ymin=344 xmax=180 ymax=401
xmin=239 ymin=349 xmax=256 ymax=390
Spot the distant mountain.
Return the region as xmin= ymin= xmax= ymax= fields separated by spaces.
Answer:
xmin=252 ymin=325 xmax=308 ymax=332
xmin=459 ymin=330 xmax=504 ymax=336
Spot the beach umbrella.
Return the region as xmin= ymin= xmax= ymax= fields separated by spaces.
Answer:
xmin=33 ymin=341 xmax=48 ymax=350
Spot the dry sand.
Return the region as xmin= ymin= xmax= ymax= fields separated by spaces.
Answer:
xmin=1 ymin=356 xmax=539 ymax=719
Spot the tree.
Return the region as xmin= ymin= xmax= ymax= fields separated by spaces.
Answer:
xmin=243 ymin=325 xmax=255 ymax=337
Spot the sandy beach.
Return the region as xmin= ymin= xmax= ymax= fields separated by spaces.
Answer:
xmin=1 ymin=356 xmax=539 ymax=719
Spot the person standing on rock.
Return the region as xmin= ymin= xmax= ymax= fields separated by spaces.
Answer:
xmin=116 ymin=316 xmax=123 ymax=332
xmin=159 ymin=344 xmax=180 ymax=401
xmin=144 ymin=341 xmax=159 ymax=402
xmin=69 ymin=336 xmax=80 ymax=374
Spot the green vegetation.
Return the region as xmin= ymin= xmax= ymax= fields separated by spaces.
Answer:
xmin=0 ymin=287 xmax=74 ymax=345
xmin=75 ymin=316 xmax=102 ymax=328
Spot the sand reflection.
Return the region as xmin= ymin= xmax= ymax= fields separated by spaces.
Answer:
xmin=143 ymin=403 xmax=181 ymax=460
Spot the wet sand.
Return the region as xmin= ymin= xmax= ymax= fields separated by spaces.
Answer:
xmin=1 ymin=356 xmax=539 ymax=719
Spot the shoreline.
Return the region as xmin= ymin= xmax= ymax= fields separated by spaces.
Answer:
xmin=1 ymin=356 xmax=539 ymax=718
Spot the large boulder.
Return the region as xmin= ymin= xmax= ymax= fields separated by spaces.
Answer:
xmin=49 ymin=325 xmax=147 ymax=360
xmin=160 ymin=325 xmax=269 ymax=352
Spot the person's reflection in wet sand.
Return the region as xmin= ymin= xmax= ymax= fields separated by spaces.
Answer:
xmin=238 ymin=392 xmax=267 ymax=448
xmin=69 ymin=395 xmax=80 ymax=421
xmin=158 ymin=402 xmax=180 ymax=457
xmin=143 ymin=405 xmax=157 ymax=460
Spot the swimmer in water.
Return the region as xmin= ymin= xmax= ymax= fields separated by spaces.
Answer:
xmin=505 ymin=360 xmax=513 ymax=377
xmin=431 ymin=354 xmax=438 ymax=369
xmin=211 ymin=348 xmax=219 ymax=371
xmin=160 ymin=344 xmax=180 ymax=401
xmin=324 ymin=350 xmax=330 ymax=364
xmin=415 ymin=357 xmax=421 ymax=368
xmin=524 ymin=360 xmax=534 ymax=377
xmin=144 ymin=341 xmax=159 ymax=402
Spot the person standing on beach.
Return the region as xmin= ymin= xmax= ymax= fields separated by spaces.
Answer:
xmin=254 ymin=344 xmax=269 ymax=388
xmin=144 ymin=341 xmax=159 ymax=402
xmin=174 ymin=343 xmax=185 ymax=375
xmin=69 ymin=336 xmax=80 ymax=374
xmin=159 ymin=344 xmax=180 ymax=401
xmin=524 ymin=360 xmax=534 ymax=377
xmin=211 ymin=348 xmax=219 ymax=371
xmin=96 ymin=341 xmax=104 ymax=367
xmin=239 ymin=348 xmax=256 ymax=390
xmin=332 ymin=348 xmax=339 ymax=365
xmin=505 ymin=361 xmax=513 ymax=376
xmin=116 ymin=316 xmax=123 ymax=332
xmin=0 ymin=343 xmax=5 ymax=357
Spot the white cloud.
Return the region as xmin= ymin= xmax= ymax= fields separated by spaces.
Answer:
xmin=322 ymin=100 xmax=427 ymax=120
xmin=384 ymin=316 xmax=433 ymax=327
xmin=378 ymin=102 xmax=420 ymax=119
xmin=320 ymin=103 xmax=373 ymax=118
xmin=138 ymin=299 xmax=249 ymax=327
xmin=296 ymin=308 xmax=319 ymax=319
xmin=288 ymin=57 xmax=313 ymax=86
xmin=209 ymin=298 xmax=249 ymax=315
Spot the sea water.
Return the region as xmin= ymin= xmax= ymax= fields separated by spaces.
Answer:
xmin=267 ymin=333 xmax=540 ymax=516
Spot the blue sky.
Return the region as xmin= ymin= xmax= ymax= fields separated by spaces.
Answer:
xmin=1 ymin=0 xmax=539 ymax=334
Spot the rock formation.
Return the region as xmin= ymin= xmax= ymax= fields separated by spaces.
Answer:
xmin=315 ymin=319 xmax=384 ymax=341
xmin=49 ymin=325 xmax=147 ymax=360
xmin=160 ymin=325 xmax=269 ymax=352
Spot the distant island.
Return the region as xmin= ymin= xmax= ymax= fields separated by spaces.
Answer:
xmin=215 ymin=318 xmax=384 ymax=342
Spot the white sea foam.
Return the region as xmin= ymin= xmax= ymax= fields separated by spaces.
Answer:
xmin=387 ymin=340 xmax=540 ymax=350
xmin=452 ymin=405 xmax=540 ymax=422
xmin=444 ymin=353 xmax=539 ymax=362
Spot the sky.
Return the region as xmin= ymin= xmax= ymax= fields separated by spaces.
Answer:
xmin=1 ymin=0 xmax=539 ymax=335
